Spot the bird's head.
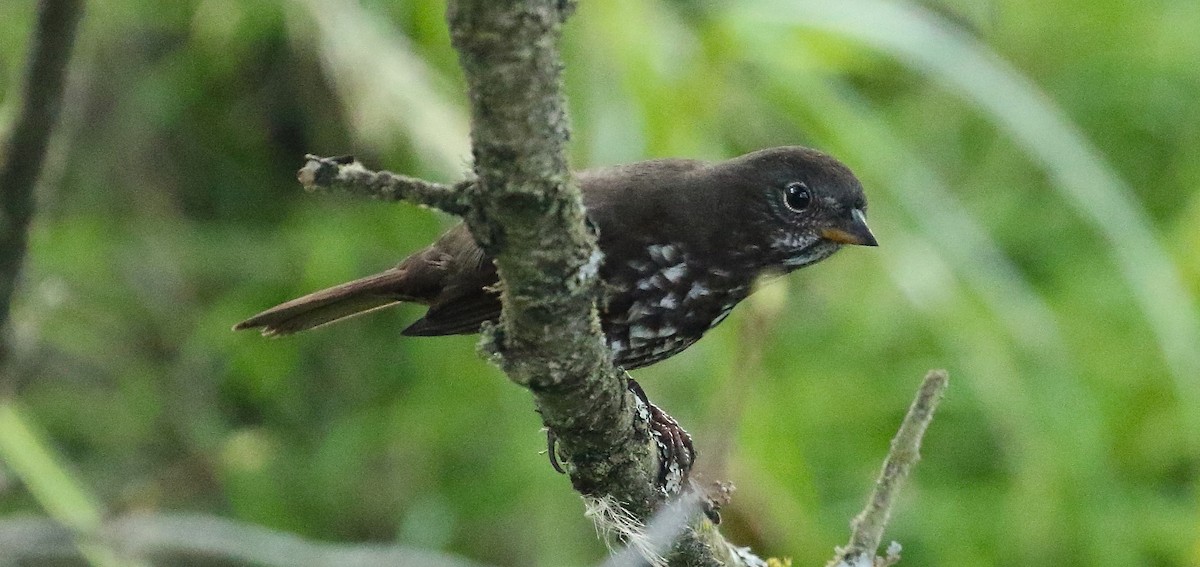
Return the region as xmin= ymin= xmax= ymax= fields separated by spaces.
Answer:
xmin=714 ymin=146 xmax=877 ymax=272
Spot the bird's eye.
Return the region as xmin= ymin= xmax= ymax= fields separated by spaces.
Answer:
xmin=783 ymin=182 xmax=811 ymax=212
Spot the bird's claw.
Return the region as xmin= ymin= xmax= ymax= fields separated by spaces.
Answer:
xmin=627 ymin=377 xmax=695 ymax=493
xmin=546 ymin=428 xmax=566 ymax=474
xmin=543 ymin=377 xmax=697 ymax=495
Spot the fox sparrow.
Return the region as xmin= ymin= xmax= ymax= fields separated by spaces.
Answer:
xmin=235 ymin=146 xmax=876 ymax=363
xmin=236 ymin=146 xmax=876 ymax=484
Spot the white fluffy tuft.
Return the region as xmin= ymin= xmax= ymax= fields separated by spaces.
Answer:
xmin=584 ymin=495 xmax=667 ymax=567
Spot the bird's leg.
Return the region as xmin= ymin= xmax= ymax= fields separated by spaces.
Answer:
xmin=626 ymin=376 xmax=695 ymax=493
xmin=542 ymin=376 xmax=697 ymax=494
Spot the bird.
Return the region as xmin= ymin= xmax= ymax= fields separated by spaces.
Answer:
xmin=234 ymin=146 xmax=877 ymax=370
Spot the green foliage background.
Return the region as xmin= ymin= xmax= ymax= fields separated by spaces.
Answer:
xmin=2 ymin=0 xmax=1199 ymax=565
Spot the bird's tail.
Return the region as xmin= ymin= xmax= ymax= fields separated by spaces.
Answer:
xmin=233 ymin=270 xmax=416 ymax=336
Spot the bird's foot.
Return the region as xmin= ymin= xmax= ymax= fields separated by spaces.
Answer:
xmin=627 ymin=377 xmax=695 ymax=494
xmin=542 ymin=377 xmax=697 ymax=496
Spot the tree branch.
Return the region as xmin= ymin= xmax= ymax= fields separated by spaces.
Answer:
xmin=443 ymin=0 xmax=665 ymax=513
xmin=443 ymin=2 xmax=753 ymax=564
xmin=829 ymin=369 xmax=950 ymax=567
xmin=0 ymin=0 xmax=85 ymax=375
xmin=297 ymin=154 xmax=472 ymax=216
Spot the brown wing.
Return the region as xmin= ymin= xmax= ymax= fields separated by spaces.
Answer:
xmin=402 ymin=159 xmax=711 ymax=336
xmin=400 ymin=227 xmax=501 ymax=336
xmin=400 ymin=272 xmax=501 ymax=336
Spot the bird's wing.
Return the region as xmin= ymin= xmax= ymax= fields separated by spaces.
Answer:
xmin=401 ymin=284 xmax=501 ymax=336
xmin=400 ymin=223 xmax=501 ymax=336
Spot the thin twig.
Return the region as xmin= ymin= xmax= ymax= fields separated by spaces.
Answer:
xmin=0 ymin=0 xmax=86 ymax=372
xmin=297 ymin=155 xmax=472 ymax=216
xmin=829 ymin=369 xmax=949 ymax=566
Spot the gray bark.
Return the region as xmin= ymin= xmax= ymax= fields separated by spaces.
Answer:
xmin=442 ymin=1 xmax=750 ymax=564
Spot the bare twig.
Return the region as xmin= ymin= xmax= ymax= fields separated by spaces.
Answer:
xmin=829 ymin=369 xmax=950 ymax=567
xmin=0 ymin=0 xmax=85 ymax=372
xmin=297 ymin=154 xmax=472 ymax=216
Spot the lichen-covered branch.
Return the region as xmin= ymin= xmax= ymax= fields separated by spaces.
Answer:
xmin=297 ymin=154 xmax=472 ymax=216
xmin=444 ymin=0 xmax=602 ymax=389
xmin=444 ymin=2 xmax=753 ymax=564
xmin=443 ymin=0 xmax=663 ymax=509
xmin=829 ymin=370 xmax=950 ymax=567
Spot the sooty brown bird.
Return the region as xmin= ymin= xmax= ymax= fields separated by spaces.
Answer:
xmin=235 ymin=146 xmax=878 ymax=369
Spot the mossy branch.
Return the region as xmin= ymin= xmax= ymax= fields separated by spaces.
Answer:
xmin=296 ymin=154 xmax=473 ymax=216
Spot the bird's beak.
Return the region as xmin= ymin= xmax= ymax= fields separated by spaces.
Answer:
xmin=821 ymin=209 xmax=878 ymax=247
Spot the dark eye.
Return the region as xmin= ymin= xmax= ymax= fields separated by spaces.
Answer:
xmin=784 ymin=182 xmax=811 ymax=212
